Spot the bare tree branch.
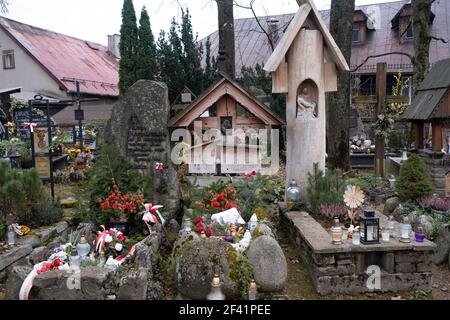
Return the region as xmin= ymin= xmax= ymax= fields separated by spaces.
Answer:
xmin=233 ymin=0 xmax=275 ymax=51
xmin=351 ymin=52 xmax=413 ymax=73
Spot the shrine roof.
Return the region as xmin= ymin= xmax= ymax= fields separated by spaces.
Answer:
xmin=401 ymin=58 xmax=450 ymax=121
xmin=168 ymin=72 xmax=285 ymax=128
xmin=264 ymin=0 xmax=349 ymax=73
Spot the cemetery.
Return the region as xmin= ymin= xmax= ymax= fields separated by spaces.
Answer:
xmin=0 ymin=0 xmax=449 ymax=302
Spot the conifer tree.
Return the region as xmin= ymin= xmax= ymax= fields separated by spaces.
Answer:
xmin=136 ymin=6 xmax=157 ymax=81
xmin=180 ymin=8 xmax=204 ymax=94
xmin=203 ymin=37 xmax=218 ymax=88
xmin=119 ymin=0 xmax=139 ymax=95
xmin=396 ymin=154 xmax=435 ymax=201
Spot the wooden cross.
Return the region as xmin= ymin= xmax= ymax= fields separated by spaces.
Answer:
xmin=352 ymin=62 xmax=409 ymax=177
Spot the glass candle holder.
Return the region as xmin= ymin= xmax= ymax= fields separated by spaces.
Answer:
xmin=381 ymin=228 xmax=390 ymax=242
xmin=352 ymin=232 xmax=361 ymax=245
xmin=70 ymin=255 xmax=80 ymax=269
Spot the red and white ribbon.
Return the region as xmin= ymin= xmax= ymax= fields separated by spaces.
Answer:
xmin=142 ymin=203 xmax=165 ymax=232
xmin=23 ymin=122 xmax=38 ymax=133
xmin=94 ymin=225 xmax=108 ymax=253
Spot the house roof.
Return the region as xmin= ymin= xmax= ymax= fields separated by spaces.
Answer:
xmin=401 ymin=58 xmax=450 ymax=121
xmin=168 ymin=72 xmax=285 ymax=127
xmin=199 ymin=0 xmax=450 ymax=76
xmin=0 ymin=17 xmax=119 ymax=97
xmin=265 ymin=1 xmax=349 ymax=73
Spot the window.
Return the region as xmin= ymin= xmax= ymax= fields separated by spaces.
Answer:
xmin=236 ymin=102 xmax=252 ymax=118
xmin=352 ymin=23 xmax=361 ymax=43
xmin=405 ymin=20 xmax=413 ymax=39
xmin=2 ymin=50 xmax=15 ymax=69
xmin=200 ymin=103 xmax=217 ymax=118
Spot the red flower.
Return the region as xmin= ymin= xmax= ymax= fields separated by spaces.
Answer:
xmin=211 ymin=201 xmax=220 ymax=208
xmin=52 ymin=258 xmax=61 ymax=268
xmin=194 ymin=216 xmax=203 ymax=225
xmin=225 ymin=202 xmax=234 ymax=209
xmin=205 ymin=227 xmax=212 ymax=237
xmin=123 ymin=194 xmax=129 ymax=200
xmin=117 ymin=233 xmax=126 ymax=241
xmin=112 ymin=202 xmax=119 ymax=210
xmin=196 ymin=223 xmax=204 ymax=233
xmin=107 ymin=194 xmax=116 ymax=202
xmin=102 ymin=201 xmax=110 ymax=210
xmin=125 ymin=202 xmax=132 ymax=211
xmin=216 ymin=194 xmax=225 ymax=201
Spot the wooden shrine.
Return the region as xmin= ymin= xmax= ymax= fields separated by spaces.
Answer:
xmin=168 ymin=73 xmax=284 ymax=175
xmin=401 ymin=58 xmax=450 ymax=198
xmin=264 ymin=0 xmax=349 ymax=197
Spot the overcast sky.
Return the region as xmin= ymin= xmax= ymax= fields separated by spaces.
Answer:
xmin=3 ymin=0 xmax=404 ymax=45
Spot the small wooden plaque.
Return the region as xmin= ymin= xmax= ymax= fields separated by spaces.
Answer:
xmin=35 ymin=156 xmax=51 ymax=179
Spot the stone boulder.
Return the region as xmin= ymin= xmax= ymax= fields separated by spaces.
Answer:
xmin=434 ymin=224 xmax=450 ymax=265
xmin=175 ymin=239 xmax=252 ymax=300
xmin=31 ymin=267 xmax=112 ymax=300
xmin=5 ymin=265 xmax=32 ymax=300
xmin=383 ymin=197 xmax=400 ymax=215
xmin=118 ymin=268 xmax=149 ymax=300
xmin=254 ymin=223 xmax=275 ymax=238
xmin=245 ymin=236 xmax=287 ymax=292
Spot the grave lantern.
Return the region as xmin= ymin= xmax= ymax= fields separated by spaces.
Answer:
xmin=399 ymin=217 xmax=412 ymax=243
xmin=360 ymin=208 xmax=380 ymax=245
xmin=286 ymin=179 xmax=301 ymax=207
xmin=331 ymin=218 xmax=343 ymax=245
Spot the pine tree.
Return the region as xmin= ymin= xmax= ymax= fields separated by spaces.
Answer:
xmin=396 ymin=154 xmax=435 ymax=201
xmin=180 ymin=8 xmax=204 ymax=94
xmin=136 ymin=6 xmax=157 ymax=81
xmin=168 ymin=18 xmax=186 ymax=101
xmin=204 ymin=37 xmax=218 ymax=88
xmin=119 ymin=0 xmax=139 ymax=95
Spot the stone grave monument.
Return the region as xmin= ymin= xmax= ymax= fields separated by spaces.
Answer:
xmin=103 ymin=80 xmax=180 ymax=216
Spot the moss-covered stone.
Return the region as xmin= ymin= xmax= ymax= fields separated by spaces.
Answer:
xmin=175 ymin=239 xmax=250 ymax=299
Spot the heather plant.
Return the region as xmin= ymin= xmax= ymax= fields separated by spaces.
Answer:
xmin=319 ymin=204 xmax=347 ymax=220
xmin=419 ymin=197 xmax=450 ymax=212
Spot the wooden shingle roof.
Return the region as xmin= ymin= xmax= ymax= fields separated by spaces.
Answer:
xmin=401 ymin=59 xmax=450 ymax=121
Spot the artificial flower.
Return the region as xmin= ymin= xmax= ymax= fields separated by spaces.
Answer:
xmin=216 ymin=194 xmax=225 ymax=201
xmin=205 ymin=227 xmax=212 ymax=237
xmin=115 ymin=243 xmax=123 ymax=252
xmin=344 ymin=186 xmax=365 ymax=209
xmin=105 ymin=234 xmax=113 ymax=243
xmin=155 ymin=162 xmax=164 ymax=171
xmin=194 ymin=216 xmax=203 ymax=225
xmin=211 ymin=201 xmax=220 ymax=208
xmin=226 ymin=202 xmax=234 ymax=209
xmin=102 ymin=201 xmax=110 ymax=210
xmin=112 ymin=202 xmax=119 ymax=210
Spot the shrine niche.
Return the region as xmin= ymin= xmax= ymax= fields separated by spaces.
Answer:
xmin=264 ymin=0 xmax=349 ymax=197
xmin=297 ymin=79 xmax=319 ymax=119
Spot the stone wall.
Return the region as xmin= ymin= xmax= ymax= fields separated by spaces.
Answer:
xmin=280 ymin=207 xmax=436 ymax=295
xmin=420 ymin=150 xmax=449 ymax=198
xmin=3 ymin=230 xmax=164 ymax=300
